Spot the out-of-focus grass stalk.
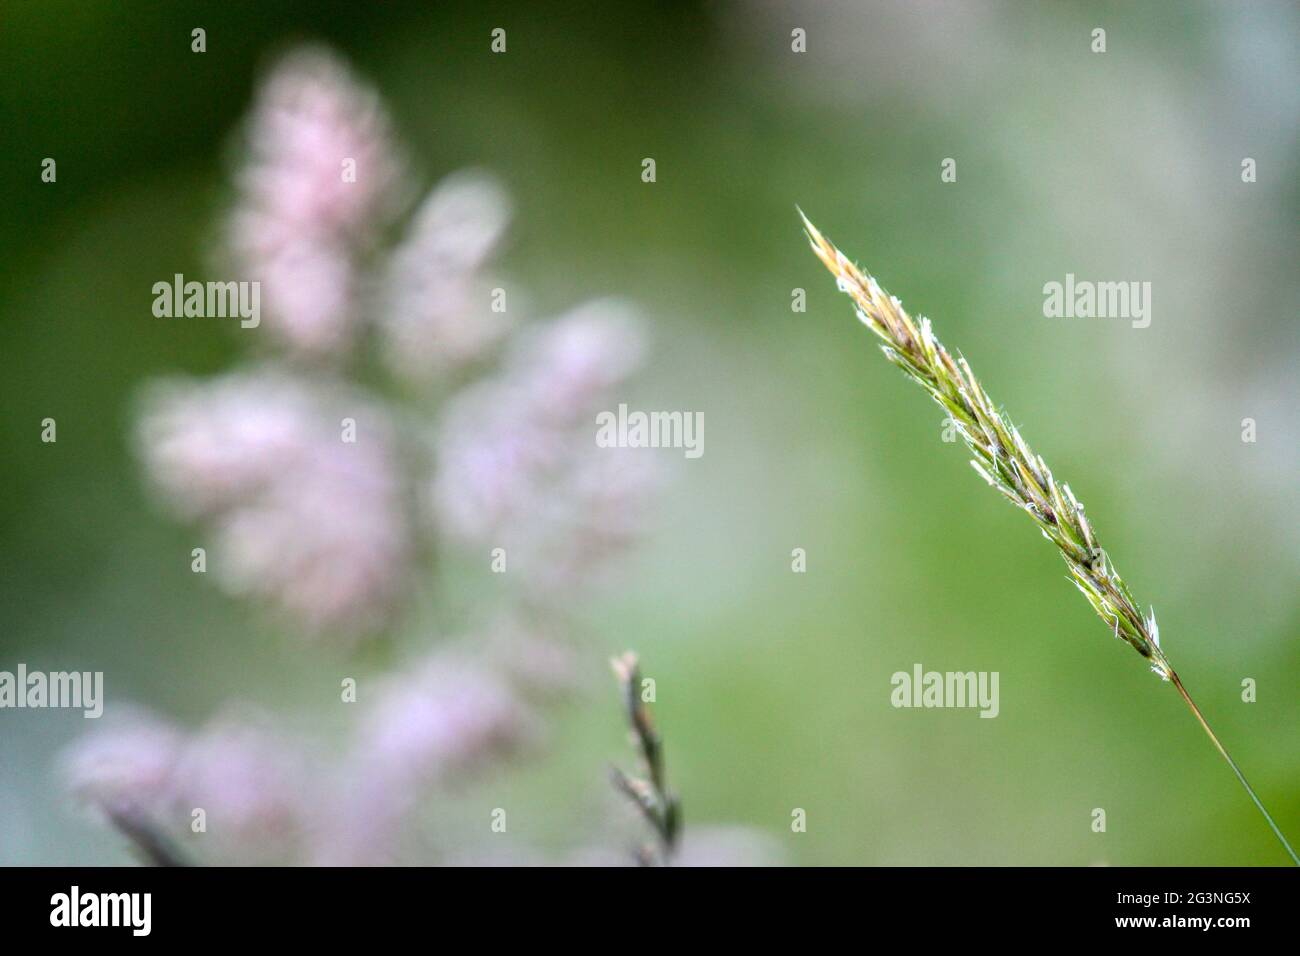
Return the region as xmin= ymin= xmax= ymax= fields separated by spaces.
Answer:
xmin=801 ymin=212 xmax=1298 ymax=865
xmin=610 ymin=651 xmax=680 ymax=865
xmin=105 ymin=803 xmax=191 ymax=867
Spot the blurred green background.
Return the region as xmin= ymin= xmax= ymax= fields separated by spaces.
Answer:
xmin=2 ymin=0 xmax=1297 ymax=865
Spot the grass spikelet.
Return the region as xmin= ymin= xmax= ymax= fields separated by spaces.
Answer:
xmin=800 ymin=211 xmax=1297 ymax=865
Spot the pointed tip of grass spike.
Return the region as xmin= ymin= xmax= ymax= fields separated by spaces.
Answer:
xmin=795 ymin=204 xmax=815 ymax=238
xmin=610 ymin=651 xmax=637 ymax=684
xmin=798 ymin=210 xmax=844 ymax=280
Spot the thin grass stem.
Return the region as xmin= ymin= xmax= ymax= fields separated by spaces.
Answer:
xmin=1168 ymin=672 xmax=1299 ymax=865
